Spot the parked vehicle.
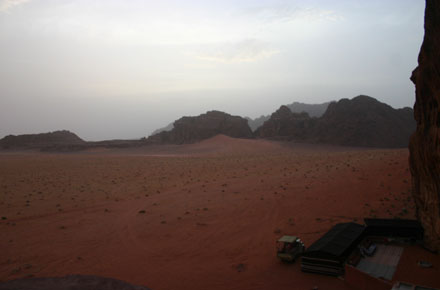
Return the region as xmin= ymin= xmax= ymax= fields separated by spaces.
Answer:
xmin=277 ymin=235 xmax=305 ymax=262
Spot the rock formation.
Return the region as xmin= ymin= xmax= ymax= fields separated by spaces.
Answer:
xmin=148 ymin=110 xmax=253 ymax=144
xmin=315 ymin=95 xmax=415 ymax=148
xmin=246 ymin=101 xmax=331 ymax=131
xmin=287 ymin=101 xmax=331 ymax=118
xmin=150 ymin=122 xmax=174 ymax=136
xmin=0 ymin=130 xmax=84 ymax=150
xmin=409 ymin=0 xmax=440 ymax=252
xmin=255 ymin=96 xmax=415 ymax=148
xmin=254 ymin=105 xmax=316 ymax=140
xmin=246 ymin=115 xmax=269 ymax=132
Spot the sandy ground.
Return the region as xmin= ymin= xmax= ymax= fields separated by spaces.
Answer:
xmin=0 ymin=135 xmax=431 ymax=290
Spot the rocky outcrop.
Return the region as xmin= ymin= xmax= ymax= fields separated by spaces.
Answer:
xmin=287 ymin=101 xmax=331 ymax=118
xmin=409 ymin=0 xmax=440 ymax=252
xmin=246 ymin=115 xmax=269 ymax=132
xmin=246 ymin=101 xmax=331 ymax=131
xmin=0 ymin=130 xmax=85 ymax=150
xmin=0 ymin=275 xmax=150 ymax=290
xmin=150 ymin=122 xmax=174 ymax=136
xmin=314 ymin=95 xmax=415 ymax=148
xmin=148 ymin=110 xmax=253 ymax=144
xmin=254 ymin=105 xmax=316 ymax=140
xmin=255 ymin=96 xmax=415 ymax=148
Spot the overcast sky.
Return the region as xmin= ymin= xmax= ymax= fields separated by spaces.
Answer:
xmin=0 ymin=0 xmax=425 ymax=140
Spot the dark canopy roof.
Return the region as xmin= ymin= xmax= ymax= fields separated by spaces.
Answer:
xmin=304 ymin=222 xmax=365 ymax=258
xmin=364 ymin=218 xmax=424 ymax=239
xmin=364 ymin=218 xmax=422 ymax=229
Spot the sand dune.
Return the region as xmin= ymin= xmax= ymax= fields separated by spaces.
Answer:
xmin=1 ymin=137 xmax=437 ymax=290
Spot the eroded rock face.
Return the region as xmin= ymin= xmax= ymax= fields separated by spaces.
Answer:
xmin=148 ymin=110 xmax=253 ymax=144
xmin=0 ymin=130 xmax=84 ymax=150
xmin=255 ymin=97 xmax=415 ymax=148
xmin=409 ymin=0 xmax=440 ymax=252
xmin=315 ymin=95 xmax=415 ymax=148
xmin=254 ymin=105 xmax=315 ymax=140
xmin=246 ymin=101 xmax=330 ymax=131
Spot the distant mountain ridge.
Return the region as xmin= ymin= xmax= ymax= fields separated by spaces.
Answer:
xmin=254 ymin=106 xmax=317 ymax=139
xmin=314 ymin=95 xmax=415 ymax=147
xmin=0 ymin=130 xmax=84 ymax=149
xmin=147 ymin=110 xmax=253 ymax=144
xmin=256 ymin=95 xmax=415 ymax=148
xmin=287 ymin=101 xmax=331 ymax=117
xmin=150 ymin=123 xmax=174 ymax=136
xmin=247 ymin=101 xmax=331 ymax=131
xmin=0 ymin=96 xmax=415 ymax=151
xmin=0 ymin=131 xmax=145 ymax=151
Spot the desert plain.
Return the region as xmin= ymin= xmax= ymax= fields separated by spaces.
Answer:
xmin=1 ymin=135 xmax=437 ymax=290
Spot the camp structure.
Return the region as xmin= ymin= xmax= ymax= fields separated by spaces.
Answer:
xmin=301 ymin=222 xmax=365 ymax=276
xmin=363 ymin=218 xmax=424 ymax=241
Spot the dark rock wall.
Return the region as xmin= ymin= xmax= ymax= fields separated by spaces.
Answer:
xmin=316 ymin=95 xmax=415 ymax=148
xmin=255 ymin=96 xmax=415 ymax=148
xmin=254 ymin=106 xmax=315 ymax=139
xmin=0 ymin=130 xmax=84 ymax=149
xmin=409 ymin=0 xmax=440 ymax=252
xmin=148 ymin=110 xmax=253 ymax=144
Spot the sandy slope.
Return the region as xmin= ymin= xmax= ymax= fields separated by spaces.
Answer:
xmin=0 ymin=135 xmax=424 ymax=289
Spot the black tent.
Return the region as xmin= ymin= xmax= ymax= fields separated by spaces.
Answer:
xmin=364 ymin=218 xmax=424 ymax=240
xmin=301 ymin=222 xmax=365 ymax=276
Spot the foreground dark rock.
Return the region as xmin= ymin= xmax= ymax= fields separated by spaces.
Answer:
xmin=409 ymin=0 xmax=440 ymax=252
xmin=148 ymin=110 xmax=253 ymax=144
xmin=0 ymin=275 xmax=151 ymax=290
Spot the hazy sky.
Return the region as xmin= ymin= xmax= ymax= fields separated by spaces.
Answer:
xmin=0 ymin=0 xmax=425 ymax=140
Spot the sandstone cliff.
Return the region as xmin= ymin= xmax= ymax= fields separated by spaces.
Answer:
xmin=256 ymin=96 xmax=415 ymax=148
xmin=254 ymin=105 xmax=316 ymax=140
xmin=315 ymin=95 xmax=415 ymax=148
xmin=246 ymin=101 xmax=330 ymax=131
xmin=0 ymin=130 xmax=85 ymax=150
xmin=150 ymin=122 xmax=174 ymax=136
xmin=287 ymin=101 xmax=331 ymax=118
xmin=148 ymin=110 xmax=253 ymax=144
xmin=409 ymin=0 xmax=440 ymax=252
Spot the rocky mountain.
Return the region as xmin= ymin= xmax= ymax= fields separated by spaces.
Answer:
xmin=247 ymin=101 xmax=331 ymax=131
xmin=147 ymin=110 xmax=253 ymax=144
xmin=314 ymin=95 xmax=415 ymax=148
xmin=150 ymin=122 xmax=174 ymax=136
xmin=409 ymin=0 xmax=440 ymax=252
xmin=287 ymin=101 xmax=331 ymax=117
xmin=254 ymin=106 xmax=317 ymax=140
xmin=246 ymin=115 xmax=269 ymax=132
xmin=256 ymin=95 xmax=415 ymax=148
xmin=0 ymin=130 xmax=85 ymax=150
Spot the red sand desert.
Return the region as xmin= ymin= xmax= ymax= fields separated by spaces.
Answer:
xmin=0 ymin=135 xmax=438 ymax=289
